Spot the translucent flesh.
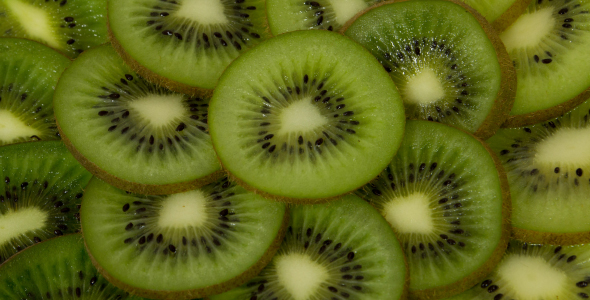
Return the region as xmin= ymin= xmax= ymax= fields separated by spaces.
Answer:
xmin=461 ymin=0 xmax=521 ymax=22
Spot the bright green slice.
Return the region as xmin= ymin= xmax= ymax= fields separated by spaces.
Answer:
xmin=209 ymin=29 xmax=405 ymax=202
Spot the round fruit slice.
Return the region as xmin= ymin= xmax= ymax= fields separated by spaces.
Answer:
xmin=209 ymin=29 xmax=405 ymax=202
xmin=53 ymin=44 xmax=222 ymax=195
xmin=210 ymin=195 xmax=407 ymax=300
xmin=342 ymin=0 xmax=515 ymax=140
xmin=356 ymin=120 xmax=511 ymax=299
xmin=81 ymin=176 xmax=288 ymax=299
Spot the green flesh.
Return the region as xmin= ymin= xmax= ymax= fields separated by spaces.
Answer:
xmin=209 ymin=30 xmax=405 ymax=200
xmin=108 ymin=0 xmax=270 ymax=90
xmin=462 ymin=0 xmax=522 ymax=22
xmin=487 ymin=97 xmax=590 ymax=234
xmin=0 ymin=0 xmax=107 ymax=58
xmin=210 ymin=195 xmax=407 ymax=300
xmin=356 ymin=120 xmax=507 ymax=293
xmin=53 ymin=44 xmax=220 ymax=188
xmin=343 ymin=0 xmax=503 ymax=135
xmin=0 ymin=141 xmax=92 ymax=264
xmin=501 ymin=0 xmax=590 ymax=116
xmin=0 ymin=233 xmax=147 ymax=299
xmin=81 ymin=176 xmax=286 ymax=295
xmin=0 ymin=37 xmax=70 ymax=146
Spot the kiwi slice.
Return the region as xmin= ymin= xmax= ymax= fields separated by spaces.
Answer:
xmin=355 ymin=120 xmax=511 ymax=299
xmin=446 ymin=241 xmax=590 ymax=300
xmin=81 ymin=176 xmax=288 ymax=299
xmin=0 ymin=0 xmax=107 ymax=58
xmin=342 ymin=0 xmax=516 ymax=140
xmin=209 ymin=29 xmax=405 ymax=202
xmin=53 ymin=43 xmax=222 ymax=195
xmin=487 ymin=96 xmax=590 ymax=245
xmin=0 ymin=233 xmax=147 ymax=299
xmin=0 ymin=37 xmax=70 ymax=146
xmin=0 ymin=140 xmax=92 ymax=264
xmin=461 ymin=0 xmax=532 ymax=31
xmin=500 ymin=0 xmax=590 ymax=127
xmin=210 ymin=194 xmax=407 ymax=300
xmin=108 ymin=0 xmax=271 ymax=95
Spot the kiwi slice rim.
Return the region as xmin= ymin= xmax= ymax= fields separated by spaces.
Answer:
xmin=490 ymin=0 xmax=534 ymax=31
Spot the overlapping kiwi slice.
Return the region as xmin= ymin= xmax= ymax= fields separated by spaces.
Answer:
xmin=0 ymin=0 xmax=107 ymax=58
xmin=342 ymin=0 xmax=516 ymax=140
xmin=0 ymin=37 xmax=70 ymax=146
xmin=81 ymin=176 xmax=288 ymax=299
xmin=461 ymin=0 xmax=532 ymax=31
xmin=487 ymin=96 xmax=590 ymax=245
xmin=356 ymin=120 xmax=511 ymax=299
xmin=210 ymin=195 xmax=407 ymax=300
xmin=53 ymin=43 xmax=222 ymax=195
xmin=108 ymin=0 xmax=271 ymax=95
xmin=0 ymin=140 xmax=92 ymax=264
xmin=209 ymin=29 xmax=405 ymax=202
xmin=500 ymin=0 xmax=590 ymax=127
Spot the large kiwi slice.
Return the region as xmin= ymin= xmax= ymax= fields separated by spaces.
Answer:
xmin=53 ymin=43 xmax=222 ymax=195
xmin=356 ymin=120 xmax=511 ymax=299
xmin=209 ymin=29 xmax=405 ymax=202
xmin=487 ymin=96 xmax=590 ymax=245
xmin=0 ymin=0 xmax=107 ymax=58
xmin=500 ymin=0 xmax=590 ymax=127
xmin=81 ymin=176 xmax=288 ymax=299
xmin=0 ymin=233 xmax=147 ymax=299
xmin=0 ymin=140 xmax=92 ymax=264
xmin=342 ymin=0 xmax=516 ymax=140
xmin=210 ymin=195 xmax=407 ymax=300
xmin=108 ymin=0 xmax=271 ymax=95
xmin=0 ymin=37 xmax=70 ymax=146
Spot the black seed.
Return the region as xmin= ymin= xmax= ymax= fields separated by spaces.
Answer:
xmin=559 ymin=8 xmax=569 ymax=14
xmin=54 ymin=230 xmax=63 ymax=236
xmin=494 ymin=294 xmax=503 ymax=300
xmin=315 ymin=138 xmax=323 ymax=146
xmin=542 ymin=59 xmax=553 ymax=64
xmin=554 ymin=246 xmax=562 ymax=253
xmin=147 ymin=233 xmax=154 ymax=243
xmin=60 ymin=207 xmax=70 ymax=213
xmin=328 ymin=286 xmax=338 ymax=293
xmin=534 ymin=55 xmax=540 ymax=63
xmin=577 ymin=281 xmax=588 ymax=288
xmin=34 ymin=236 xmax=41 ymax=243
xmin=568 ymin=255 xmax=577 ymax=263
xmin=346 ymin=129 xmax=356 ymax=134
xmin=156 ymin=234 xmax=163 ymax=243
xmin=98 ymin=111 xmax=108 ymax=116
xmin=169 ymin=245 xmax=176 ymax=253
xmin=488 ymin=285 xmax=498 ymax=293
xmin=176 ymin=123 xmax=186 ymax=131
xmin=580 ymin=293 xmax=589 ymax=299
xmin=317 ymin=16 xmax=323 ymax=26
xmin=577 ymin=168 xmax=583 ymax=176
xmin=565 ymin=18 xmax=574 ymax=22
xmin=334 ymin=243 xmax=342 ymax=251
xmin=555 ymin=167 xmax=560 ymax=173
xmin=125 ymin=223 xmax=133 ymax=230
xmin=347 ymin=252 xmax=355 ymax=260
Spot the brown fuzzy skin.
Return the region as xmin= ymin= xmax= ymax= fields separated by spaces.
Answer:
xmin=513 ymin=228 xmax=590 ymax=246
xmin=491 ymin=0 xmax=533 ymax=32
xmin=83 ymin=207 xmax=290 ymax=300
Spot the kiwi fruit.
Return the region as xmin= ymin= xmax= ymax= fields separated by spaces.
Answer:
xmin=0 ymin=140 xmax=92 ymax=264
xmin=500 ymin=0 xmax=590 ymax=127
xmin=342 ymin=0 xmax=516 ymax=140
xmin=53 ymin=43 xmax=222 ymax=195
xmin=208 ymin=29 xmax=405 ymax=202
xmin=0 ymin=0 xmax=107 ymax=58
xmin=0 ymin=37 xmax=70 ymax=146
xmin=461 ymin=0 xmax=532 ymax=31
xmin=80 ymin=176 xmax=288 ymax=299
xmin=487 ymin=96 xmax=590 ymax=245
xmin=107 ymin=0 xmax=271 ymax=95
xmin=209 ymin=194 xmax=408 ymax=300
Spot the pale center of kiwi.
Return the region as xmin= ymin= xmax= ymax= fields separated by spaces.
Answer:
xmin=0 ymin=110 xmax=41 ymax=143
xmin=0 ymin=207 xmax=47 ymax=245
xmin=277 ymin=98 xmax=328 ymax=135
xmin=403 ymin=68 xmax=445 ymax=105
xmin=275 ymin=253 xmax=329 ymax=300
xmin=498 ymin=255 xmax=567 ymax=299
xmin=382 ymin=193 xmax=433 ymax=234
xmin=534 ymin=127 xmax=590 ymax=166
xmin=129 ymin=94 xmax=186 ymax=128
xmin=4 ymin=0 xmax=60 ymax=49
xmin=326 ymin=0 xmax=368 ymax=26
xmin=175 ymin=0 xmax=229 ymax=25
xmin=500 ymin=7 xmax=555 ymax=52
xmin=158 ymin=190 xmax=208 ymax=229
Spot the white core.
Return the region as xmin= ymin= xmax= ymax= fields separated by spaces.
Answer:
xmin=326 ymin=0 xmax=368 ymax=26
xmin=0 ymin=207 xmax=47 ymax=245
xmin=403 ymin=68 xmax=446 ymax=105
xmin=275 ymin=253 xmax=329 ymax=300
xmin=158 ymin=190 xmax=209 ymax=229
xmin=175 ymin=0 xmax=229 ymax=25
xmin=534 ymin=127 xmax=590 ymax=166
xmin=382 ymin=193 xmax=434 ymax=234
xmin=500 ymin=7 xmax=555 ymax=52
xmin=4 ymin=0 xmax=60 ymax=49
xmin=498 ymin=255 xmax=567 ymax=299
xmin=0 ymin=110 xmax=41 ymax=144
xmin=129 ymin=94 xmax=186 ymax=128
xmin=277 ymin=98 xmax=328 ymax=135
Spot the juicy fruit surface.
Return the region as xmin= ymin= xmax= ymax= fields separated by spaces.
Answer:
xmin=209 ymin=29 xmax=405 ymax=200
xmin=462 ymin=0 xmax=524 ymax=22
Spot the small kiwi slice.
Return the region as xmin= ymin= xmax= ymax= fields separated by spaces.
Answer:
xmin=500 ymin=0 xmax=590 ymax=127
xmin=0 ymin=37 xmax=70 ymax=146
xmin=487 ymin=96 xmax=590 ymax=245
xmin=0 ymin=0 xmax=107 ymax=58
xmin=209 ymin=29 xmax=405 ymax=202
xmin=53 ymin=43 xmax=222 ymax=195
xmin=210 ymin=194 xmax=408 ymax=300
xmin=342 ymin=0 xmax=516 ymax=140
xmin=460 ymin=0 xmax=532 ymax=31
xmin=81 ymin=176 xmax=288 ymax=299
xmin=355 ymin=120 xmax=511 ymax=299
xmin=108 ymin=0 xmax=271 ymax=95
xmin=446 ymin=240 xmax=590 ymax=300
xmin=0 ymin=233 xmax=147 ymax=299
xmin=0 ymin=140 xmax=92 ymax=264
